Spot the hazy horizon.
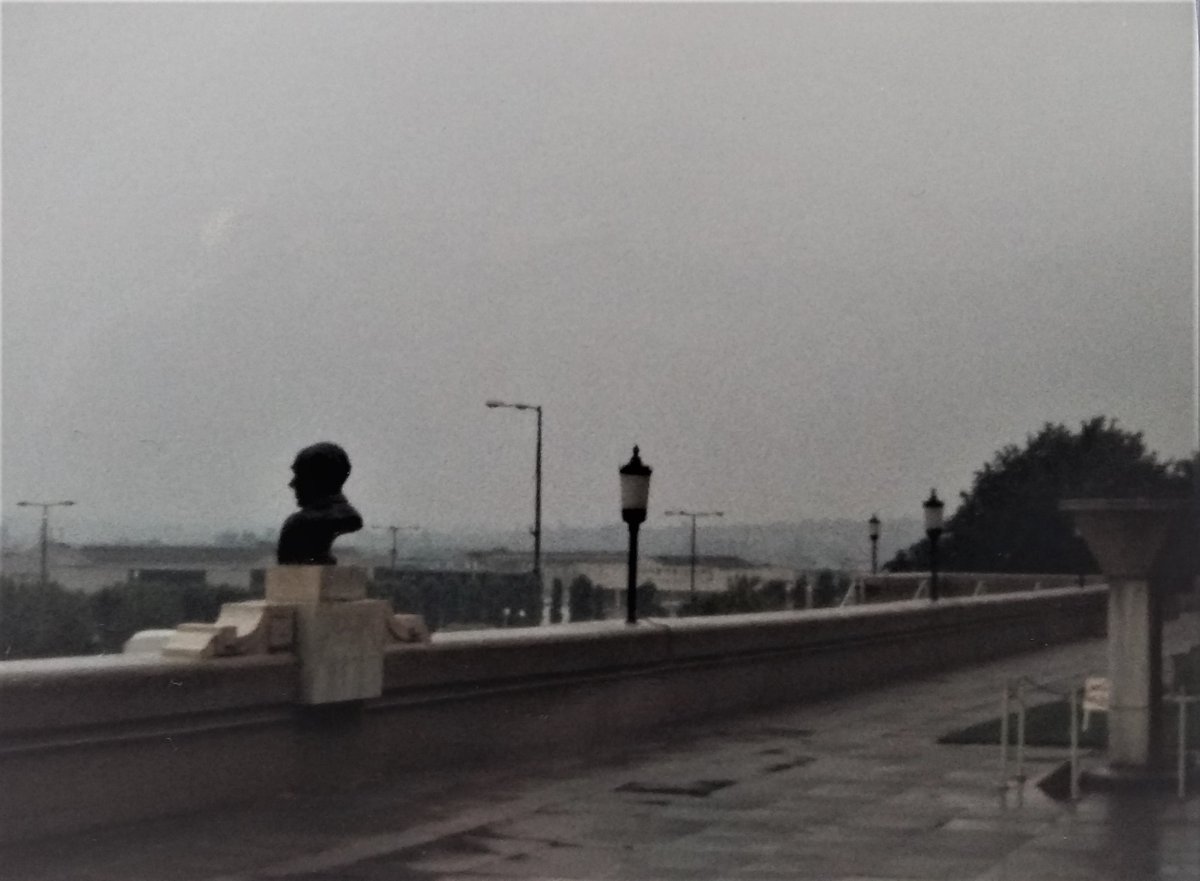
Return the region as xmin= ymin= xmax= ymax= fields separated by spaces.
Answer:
xmin=3 ymin=2 xmax=1196 ymax=548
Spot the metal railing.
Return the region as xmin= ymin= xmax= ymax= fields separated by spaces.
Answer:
xmin=999 ymin=676 xmax=1082 ymax=800
xmin=1168 ymin=691 xmax=1199 ymax=799
xmin=1001 ymin=677 xmax=1197 ymax=800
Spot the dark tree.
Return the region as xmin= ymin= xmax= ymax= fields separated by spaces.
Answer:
xmin=550 ymin=578 xmax=564 ymax=624
xmin=635 ymin=581 xmax=666 ymax=618
xmin=885 ymin=417 xmax=1191 ymax=575
xmin=812 ymin=569 xmax=847 ymax=608
xmin=0 ymin=578 xmax=97 ymax=659
xmin=759 ymin=579 xmax=789 ymax=611
xmin=568 ymin=575 xmax=596 ymax=622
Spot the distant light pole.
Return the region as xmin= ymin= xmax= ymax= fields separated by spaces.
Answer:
xmin=664 ymin=510 xmax=723 ymax=601
xmin=15 ymin=499 xmax=75 ymax=650
xmin=868 ymin=513 xmax=881 ymax=575
xmin=372 ymin=524 xmax=419 ymax=571
xmin=486 ymin=400 xmax=543 ymax=592
xmin=16 ymin=500 xmax=75 ymax=589
xmin=923 ymin=489 xmax=945 ymax=601
xmin=620 ymin=446 xmax=652 ymax=625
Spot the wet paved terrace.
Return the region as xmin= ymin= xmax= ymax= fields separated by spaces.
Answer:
xmin=4 ymin=616 xmax=1198 ymax=881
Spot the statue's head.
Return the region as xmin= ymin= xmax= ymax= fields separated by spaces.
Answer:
xmin=289 ymin=442 xmax=352 ymax=508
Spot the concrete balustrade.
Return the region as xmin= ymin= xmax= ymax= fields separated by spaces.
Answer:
xmin=0 ymin=587 xmax=1105 ymax=844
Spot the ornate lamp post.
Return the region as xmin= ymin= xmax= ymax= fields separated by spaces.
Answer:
xmin=619 ymin=447 xmax=652 ymax=625
xmin=868 ymin=513 xmax=881 ymax=575
xmin=486 ymin=400 xmax=543 ymax=593
xmin=923 ymin=490 xmax=944 ymax=601
xmin=664 ymin=509 xmax=723 ymax=601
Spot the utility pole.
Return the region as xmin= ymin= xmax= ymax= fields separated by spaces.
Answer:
xmin=15 ymin=500 xmax=75 ymax=651
xmin=486 ymin=400 xmax=543 ymax=593
xmin=664 ymin=510 xmax=724 ymax=601
xmin=16 ymin=500 xmax=75 ymax=590
xmin=372 ymin=524 xmax=419 ymax=572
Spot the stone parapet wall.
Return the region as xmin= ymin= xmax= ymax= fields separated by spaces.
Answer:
xmin=0 ymin=587 xmax=1106 ymax=843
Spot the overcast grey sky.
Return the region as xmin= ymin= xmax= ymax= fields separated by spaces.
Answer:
xmin=2 ymin=1 xmax=1196 ymax=544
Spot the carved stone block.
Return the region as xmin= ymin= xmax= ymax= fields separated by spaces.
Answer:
xmin=162 ymin=623 xmax=237 ymax=659
xmin=388 ymin=613 xmax=431 ymax=644
xmin=294 ymin=599 xmax=388 ymax=704
xmin=265 ymin=565 xmax=367 ymax=604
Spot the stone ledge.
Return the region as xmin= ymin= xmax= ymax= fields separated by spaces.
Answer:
xmin=1 ymin=588 xmax=1106 ymax=735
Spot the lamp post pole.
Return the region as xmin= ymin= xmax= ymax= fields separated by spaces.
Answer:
xmin=1073 ymin=526 xmax=1087 ymax=587
xmin=486 ymin=400 xmax=543 ymax=593
xmin=16 ymin=500 xmax=75 ymax=590
xmin=372 ymin=524 xmax=420 ymax=572
xmin=868 ymin=514 xmax=881 ymax=575
xmin=923 ymin=489 xmax=945 ymax=602
xmin=665 ymin=510 xmax=723 ymax=601
xmin=620 ymin=447 xmax=652 ymax=625
xmin=535 ymin=406 xmax=542 ymax=591
xmin=15 ymin=500 xmax=75 ymax=650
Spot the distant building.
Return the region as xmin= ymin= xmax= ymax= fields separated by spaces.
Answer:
xmin=1 ymin=543 xmax=276 ymax=593
xmin=0 ymin=542 xmax=465 ymax=594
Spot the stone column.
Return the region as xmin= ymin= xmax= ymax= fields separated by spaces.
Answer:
xmin=1061 ymin=499 xmax=1185 ymax=770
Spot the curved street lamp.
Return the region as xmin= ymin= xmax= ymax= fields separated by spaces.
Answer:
xmin=619 ymin=446 xmax=652 ymax=625
xmin=486 ymin=400 xmax=543 ymax=592
xmin=923 ymin=489 xmax=945 ymax=601
xmin=664 ymin=510 xmax=723 ymax=601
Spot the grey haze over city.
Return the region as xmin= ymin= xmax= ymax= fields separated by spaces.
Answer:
xmin=1 ymin=2 xmax=1196 ymax=552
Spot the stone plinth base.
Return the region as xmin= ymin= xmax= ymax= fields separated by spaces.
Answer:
xmin=295 ymin=599 xmax=389 ymax=704
xmin=266 ymin=565 xmax=367 ymax=604
xmin=126 ymin=565 xmax=429 ymax=704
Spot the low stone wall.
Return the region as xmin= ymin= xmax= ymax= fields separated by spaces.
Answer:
xmin=0 ymin=587 xmax=1105 ymax=843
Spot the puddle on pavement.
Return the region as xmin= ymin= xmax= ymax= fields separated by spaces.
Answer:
xmin=763 ymin=756 xmax=816 ymax=774
xmin=615 ymin=779 xmax=736 ymax=797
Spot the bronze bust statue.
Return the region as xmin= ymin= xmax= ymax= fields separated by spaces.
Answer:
xmin=276 ymin=442 xmax=363 ymax=565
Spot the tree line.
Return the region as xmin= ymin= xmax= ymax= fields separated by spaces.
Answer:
xmin=885 ymin=417 xmax=1195 ymax=584
xmin=0 ymin=568 xmax=860 ymax=660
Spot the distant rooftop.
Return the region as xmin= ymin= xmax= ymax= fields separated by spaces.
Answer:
xmin=74 ymin=544 xmax=276 ymax=565
xmin=650 ymin=554 xmax=757 ymax=569
xmin=466 ymin=549 xmax=762 ymax=569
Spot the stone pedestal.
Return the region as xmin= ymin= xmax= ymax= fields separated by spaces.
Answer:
xmin=266 ymin=566 xmax=386 ymax=704
xmin=265 ymin=565 xmax=368 ymax=604
xmin=131 ymin=565 xmax=430 ymax=702
xmin=294 ymin=597 xmax=389 ymax=704
xmin=1106 ymin=578 xmax=1156 ymax=765
xmin=1061 ymin=499 xmax=1186 ymax=772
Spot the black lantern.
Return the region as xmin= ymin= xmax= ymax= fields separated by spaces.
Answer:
xmin=619 ymin=446 xmax=652 ymax=624
xmin=923 ymin=489 xmax=944 ymax=601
